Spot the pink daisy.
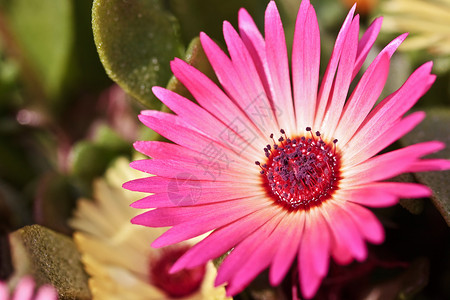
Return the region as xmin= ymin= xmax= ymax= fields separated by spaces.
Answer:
xmin=0 ymin=277 xmax=57 ymax=300
xmin=124 ymin=0 xmax=450 ymax=298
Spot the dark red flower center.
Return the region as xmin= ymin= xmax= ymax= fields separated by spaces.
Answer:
xmin=256 ymin=128 xmax=341 ymax=211
xmin=149 ymin=245 xmax=206 ymax=298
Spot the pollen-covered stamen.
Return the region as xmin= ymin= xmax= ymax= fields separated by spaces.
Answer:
xmin=257 ymin=128 xmax=341 ymax=211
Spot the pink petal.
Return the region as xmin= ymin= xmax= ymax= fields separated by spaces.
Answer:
xmin=406 ymin=159 xmax=450 ymax=172
xmin=170 ymin=58 xmax=265 ymax=142
xmin=305 ymin=211 xmax=330 ymax=276
xmin=133 ymin=140 xmax=251 ymax=168
xmin=139 ymin=109 xmax=262 ymax=163
xmin=341 ymin=202 xmax=385 ymax=244
xmin=134 ymin=140 xmax=187 ymax=160
xmin=292 ymin=0 xmax=320 ymax=130
xmin=343 ymin=141 xmax=446 ymax=185
xmin=151 ymin=87 xmax=262 ymax=158
xmin=132 ymin=139 xmax=253 ymax=177
xmin=138 ymin=112 xmax=222 ymax=155
xmin=350 ymin=182 xmax=432 ymax=199
xmin=354 ymin=62 xmax=433 ymax=140
xmin=299 ymin=210 xmax=331 ymax=299
xmin=326 ymin=208 xmax=357 ymax=265
xmin=238 ymin=8 xmax=271 ymax=98
xmin=269 ymin=212 xmax=305 ymax=285
xmin=314 ymin=5 xmax=356 ymax=130
xmin=0 ymin=282 xmax=8 ymax=300
xmin=329 ymin=34 xmax=407 ymax=140
xmin=215 ymin=212 xmax=285 ymax=287
xmin=343 ymin=61 xmax=435 ymax=161
xmin=343 ymin=111 xmax=426 ymax=167
xmin=130 ymin=159 xmax=251 ymax=182
xmin=330 ymin=233 xmax=353 ymax=265
xmin=222 ymin=22 xmax=279 ymax=133
xmin=35 ymin=286 xmax=58 ymax=300
xmin=320 ymin=15 xmax=360 ymax=137
xmin=335 ymin=52 xmax=390 ymax=143
xmin=124 ymin=176 xmax=172 ymax=194
xmin=200 ymin=31 xmax=277 ymax=134
xmin=352 ymin=17 xmax=383 ymax=79
xmin=171 ymin=206 xmax=282 ymax=273
xmin=225 ymin=212 xmax=291 ymax=296
xmin=129 ymin=184 xmax=263 ymax=209
xmin=198 ymin=31 xmax=237 ymax=93
xmin=132 ymin=196 xmax=268 ymax=227
xmin=12 ymin=277 xmax=34 ymax=300
xmin=124 ymin=175 xmax=252 ymax=194
xmin=149 ymin=198 xmax=272 ymax=247
xmin=382 ymin=33 xmax=408 ymax=56
xmin=328 ymin=204 xmax=367 ymax=262
xmin=264 ymin=1 xmax=295 ymax=134
xmin=151 ymin=86 xmax=220 ymax=135
xmin=343 ymin=189 xmax=398 ymax=207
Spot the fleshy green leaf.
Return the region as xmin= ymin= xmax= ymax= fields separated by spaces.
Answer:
xmin=9 ymin=225 xmax=91 ymax=299
xmin=0 ymin=0 xmax=73 ymax=100
xmin=92 ymin=0 xmax=184 ymax=108
xmin=400 ymin=108 xmax=450 ymax=226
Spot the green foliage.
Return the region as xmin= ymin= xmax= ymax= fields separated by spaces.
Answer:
xmin=0 ymin=0 xmax=73 ymax=101
xmin=169 ymin=0 xmax=263 ymax=44
xmin=9 ymin=225 xmax=91 ymax=299
xmin=71 ymin=125 xmax=130 ymax=184
xmin=92 ymin=0 xmax=184 ymax=108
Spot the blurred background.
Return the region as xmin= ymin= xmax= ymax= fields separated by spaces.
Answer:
xmin=0 ymin=0 xmax=449 ymax=299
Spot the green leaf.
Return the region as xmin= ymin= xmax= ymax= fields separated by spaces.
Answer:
xmin=92 ymin=0 xmax=184 ymax=108
xmin=94 ymin=124 xmax=129 ymax=152
xmin=9 ymin=225 xmax=91 ymax=299
xmin=0 ymin=0 xmax=73 ymax=100
xmin=71 ymin=141 xmax=115 ymax=182
xmin=400 ymin=108 xmax=450 ymax=226
xmin=169 ymin=0 xmax=263 ymax=44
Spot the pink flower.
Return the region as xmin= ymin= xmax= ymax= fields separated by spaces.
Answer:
xmin=124 ymin=0 xmax=450 ymax=298
xmin=0 ymin=277 xmax=58 ymax=300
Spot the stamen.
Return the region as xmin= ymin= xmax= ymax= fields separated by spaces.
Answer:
xmin=259 ymin=128 xmax=341 ymax=211
xmin=333 ymin=139 xmax=338 ymax=154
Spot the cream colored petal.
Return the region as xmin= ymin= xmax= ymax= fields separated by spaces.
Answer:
xmin=383 ymin=17 xmax=450 ymax=34
xmin=400 ymin=35 xmax=443 ymax=51
xmin=382 ymin=0 xmax=450 ymax=22
xmin=82 ymin=255 xmax=166 ymax=300
xmin=70 ymin=157 xmax=230 ymax=299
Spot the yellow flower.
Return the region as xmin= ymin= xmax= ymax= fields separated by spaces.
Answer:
xmin=380 ymin=0 xmax=450 ymax=55
xmin=70 ymin=157 xmax=229 ymax=300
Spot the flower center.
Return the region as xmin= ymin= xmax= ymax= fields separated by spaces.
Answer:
xmin=149 ymin=245 xmax=206 ymax=298
xmin=256 ymin=128 xmax=341 ymax=211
